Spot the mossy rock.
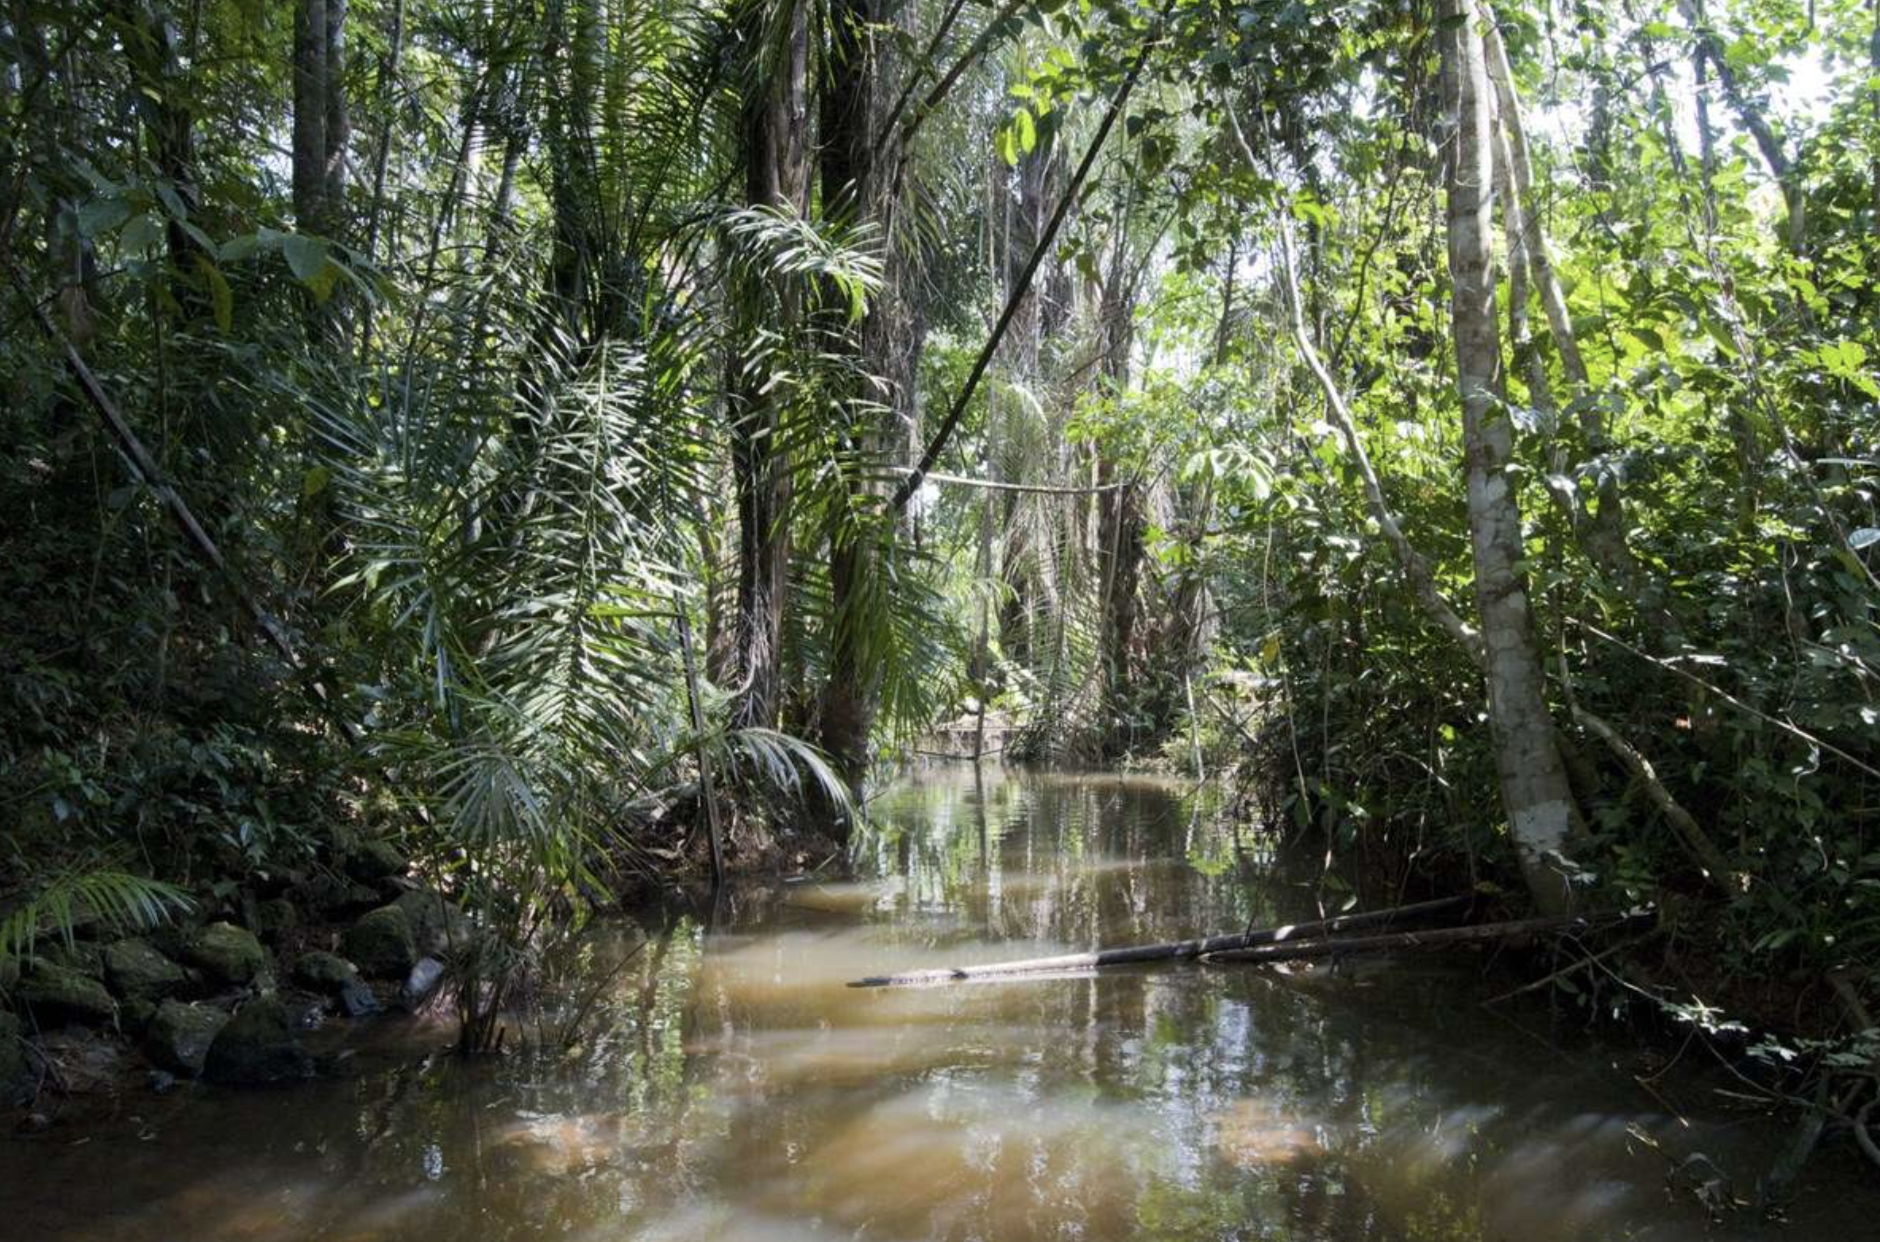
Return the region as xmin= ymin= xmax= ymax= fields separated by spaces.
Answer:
xmin=19 ymin=962 xmax=117 ymax=1026
xmin=299 ymin=874 xmax=384 ymax=915
xmin=182 ymin=922 xmax=268 ymax=986
xmin=343 ymin=839 xmax=408 ymax=883
xmin=392 ymin=889 xmax=470 ymax=956
xmin=203 ymin=997 xmax=313 ymax=1085
xmin=341 ymin=906 xmax=416 ymax=979
xmin=144 ymin=1000 xmax=229 ymax=1077
xmin=248 ymin=898 xmax=299 ymax=942
xmin=293 ymin=950 xmax=380 ymax=1017
xmin=120 ymin=997 xmax=159 ymax=1034
xmin=40 ymin=940 xmax=106 ymax=978
xmin=103 ymin=939 xmax=187 ymax=1001
xmin=291 ymin=950 xmax=361 ymax=994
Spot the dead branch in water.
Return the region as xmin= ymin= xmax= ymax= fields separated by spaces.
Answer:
xmin=1199 ymin=913 xmax=1645 ymax=965
xmin=845 ymin=895 xmax=1472 ymax=987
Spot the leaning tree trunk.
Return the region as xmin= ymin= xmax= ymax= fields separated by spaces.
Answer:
xmin=727 ymin=0 xmax=809 ymax=731
xmin=1443 ymin=0 xmax=1579 ymax=915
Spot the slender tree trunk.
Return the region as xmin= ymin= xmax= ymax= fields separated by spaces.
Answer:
xmin=1443 ymin=0 xmax=1579 ymax=915
xmin=993 ymin=143 xmax=1047 ymax=678
xmin=1270 ymin=209 xmax=1483 ymax=663
xmin=1479 ymin=11 xmax=1642 ymax=595
xmin=1676 ymin=0 xmax=1805 ymax=253
xmin=1096 ymin=235 xmax=1141 ymax=750
xmin=293 ymin=0 xmax=329 ymax=230
xmin=322 ymin=0 xmax=349 ymax=214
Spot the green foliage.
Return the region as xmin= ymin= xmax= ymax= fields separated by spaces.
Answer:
xmin=0 ymin=865 xmax=194 ymax=968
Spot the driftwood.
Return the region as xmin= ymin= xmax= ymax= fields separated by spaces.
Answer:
xmin=1199 ymin=913 xmax=1625 ymax=965
xmin=846 ymin=895 xmax=1472 ymax=988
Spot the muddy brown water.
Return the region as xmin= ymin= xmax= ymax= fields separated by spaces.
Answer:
xmin=1 ymin=767 xmax=1872 ymax=1241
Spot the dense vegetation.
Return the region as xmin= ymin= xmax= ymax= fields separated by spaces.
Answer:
xmin=1 ymin=0 xmax=1875 ymax=1166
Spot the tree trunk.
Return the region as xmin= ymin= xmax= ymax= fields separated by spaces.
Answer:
xmin=1096 ymin=240 xmax=1141 ymax=749
xmin=1676 ymin=0 xmax=1805 ymax=253
xmin=322 ymin=0 xmax=349 ymax=214
xmin=1443 ymin=0 xmax=1579 ymax=915
xmin=816 ymin=0 xmax=879 ymax=795
xmin=1478 ymin=9 xmax=1640 ymax=590
xmin=291 ymin=0 xmax=349 ymax=278
xmin=727 ymin=0 xmax=809 ymax=731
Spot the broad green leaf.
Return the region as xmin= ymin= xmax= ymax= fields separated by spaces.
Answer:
xmin=77 ymin=197 xmax=132 ymax=238
xmin=283 ymin=233 xmax=329 ymax=282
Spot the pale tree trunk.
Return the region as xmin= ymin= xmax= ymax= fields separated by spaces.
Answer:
xmin=1444 ymin=0 xmax=1579 ymax=915
xmin=1478 ymin=9 xmax=1643 ymax=593
xmin=1871 ymin=0 xmax=1879 ymax=222
xmin=728 ymin=0 xmax=809 ymax=731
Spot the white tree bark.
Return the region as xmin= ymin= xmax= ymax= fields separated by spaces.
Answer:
xmin=1444 ymin=0 xmax=1580 ymax=915
xmin=1478 ymin=6 xmax=1639 ymax=586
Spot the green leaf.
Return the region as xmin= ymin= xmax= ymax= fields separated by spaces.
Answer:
xmin=120 ymin=212 xmax=166 ymax=257
xmin=219 ymin=232 xmax=263 ymax=263
xmin=77 ymin=197 xmax=132 ymax=238
xmin=283 ymin=233 xmax=329 ymax=282
xmin=195 ymin=254 xmax=233 ymax=332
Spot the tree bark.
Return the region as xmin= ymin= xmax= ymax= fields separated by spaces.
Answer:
xmin=817 ymin=0 xmax=882 ymax=796
xmin=292 ymin=0 xmax=329 ymax=230
xmin=1478 ymin=9 xmax=1640 ymax=588
xmin=322 ymin=0 xmax=349 ymax=214
xmin=1096 ymin=209 xmax=1142 ymax=748
xmin=1443 ymin=0 xmax=1580 ymax=915
xmin=727 ymin=0 xmax=809 ymax=731
xmin=1271 ymin=205 xmax=1483 ymax=664
xmin=1199 ymin=914 xmax=1613 ymax=964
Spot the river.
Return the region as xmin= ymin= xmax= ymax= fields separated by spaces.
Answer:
xmin=1 ymin=767 xmax=1869 ymax=1240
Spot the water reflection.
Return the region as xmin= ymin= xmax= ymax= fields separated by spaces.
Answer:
xmin=0 ymin=766 xmax=1866 ymax=1241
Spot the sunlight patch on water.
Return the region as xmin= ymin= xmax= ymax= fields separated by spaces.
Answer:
xmin=1210 ymin=1097 xmax=1327 ymax=1168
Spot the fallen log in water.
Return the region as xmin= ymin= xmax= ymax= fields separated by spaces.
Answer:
xmin=845 ymin=894 xmax=1472 ymax=988
xmin=1198 ymin=913 xmax=1638 ymax=965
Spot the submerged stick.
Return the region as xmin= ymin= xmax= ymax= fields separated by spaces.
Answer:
xmin=846 ymin=895 xmax=1471 ymax=988
xmin=1199 ymin=914 xmax=1627 ymax=965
